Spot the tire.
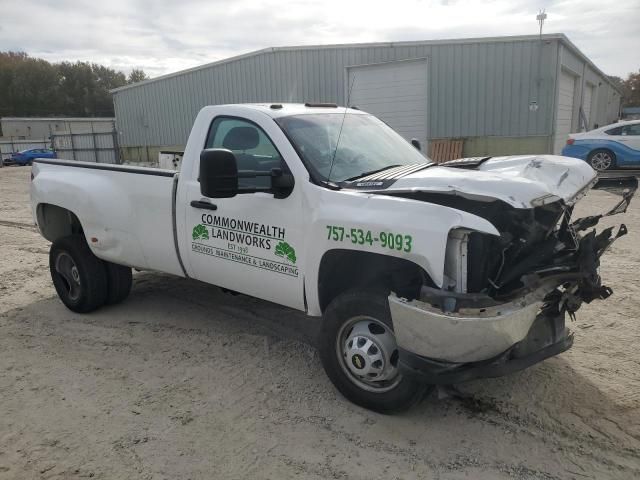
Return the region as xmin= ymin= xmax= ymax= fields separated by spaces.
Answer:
xmin=104 ymin=262 xmax=133 ymax=305
xmin=319 ymin=290 xmax=429 ymax=413
xmin=588 ymin=149 xmax=616 ymax=171
xmin=49 ymin=235 xmax=108 ymax=313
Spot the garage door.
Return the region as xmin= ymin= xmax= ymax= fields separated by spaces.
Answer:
xmin=582 ymin=83 xmax=594 ymax=131
xmin=347 ymin=59 xmax=428 ymax=147
xmin=554 ymin=70 xmax=576 ymax=154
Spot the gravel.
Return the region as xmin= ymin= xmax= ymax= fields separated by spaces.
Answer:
xmin=1 ymin=166 xmax=639 ymax=479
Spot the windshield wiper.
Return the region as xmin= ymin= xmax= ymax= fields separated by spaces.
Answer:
xmin=344 ymin=164 xmax=403 ymax=182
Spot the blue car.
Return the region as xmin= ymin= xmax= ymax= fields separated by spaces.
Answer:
xmin=8 ymin=148 xmax=56 ymax=166
xmin=561 ymin=120 xmax=640 ymax=171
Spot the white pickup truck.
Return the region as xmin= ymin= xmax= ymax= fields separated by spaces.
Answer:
xmin=31 ymin=103 xmax=635 ymax=412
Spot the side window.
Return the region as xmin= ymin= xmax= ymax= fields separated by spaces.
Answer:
xmin=605 ymin=126 xmax=623 ymax=135
xmin=205 ymin=117 xmax=284 ymax=190
xmin=622 ymin=124 xmax=640 ymax=136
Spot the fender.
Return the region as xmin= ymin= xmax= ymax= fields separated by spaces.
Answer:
xmin=303 ymin=186 xmax=499 ymax=316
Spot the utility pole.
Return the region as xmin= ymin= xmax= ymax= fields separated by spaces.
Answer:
xmin=532 ymin=9 xmax=548 ymax=118
xmin=537 ymin=9 xmax=547 ymax=39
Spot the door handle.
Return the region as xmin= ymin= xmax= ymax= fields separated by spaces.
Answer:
xmin=190 ymin=200 xmax=217 ymax=210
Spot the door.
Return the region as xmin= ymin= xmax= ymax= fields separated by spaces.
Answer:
xmin=619 ymin=123 xmax=640 ymax=160
xmin=582 ymin=83 xmax=594 ymax=131
xmin=182 ymin=116 xmax=305 ymax=310
xmin=554 ymin=70 xmax=576 ymax=153
xmin=347 ymin=59 xmax=428 ymax=148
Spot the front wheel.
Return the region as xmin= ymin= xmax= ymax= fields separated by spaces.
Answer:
xmin=319 ymin=290 xmax=429 ymax=413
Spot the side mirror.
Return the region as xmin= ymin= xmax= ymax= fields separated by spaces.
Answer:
xmin=199 ymin=149 xmax=238 ymax=198
xmin=411 ymin=138 xmax=422 ymax=151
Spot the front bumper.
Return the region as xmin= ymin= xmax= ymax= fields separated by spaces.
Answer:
xmin=388 ymin=288 xmax=551 ymax=363
xmin=395 ymin=309 xmax=573 ymax=384
xmin=387 ymin=177 xmax=636 ymax=383
xmin=388 ymin=283 xmax=575 ymax=384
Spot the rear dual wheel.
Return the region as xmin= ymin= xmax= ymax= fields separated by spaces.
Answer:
xmin=104 ymin=262 xmax=133 ymax=305
xmin=50 ymin=234 xmax=132 ymax=313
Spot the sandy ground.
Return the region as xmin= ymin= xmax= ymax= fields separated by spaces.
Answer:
xmin=0 ymin=165 xmax=639 ymax=480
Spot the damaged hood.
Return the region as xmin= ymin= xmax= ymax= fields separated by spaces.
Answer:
xmin=363 ymin=155 xmax=597 ymax=208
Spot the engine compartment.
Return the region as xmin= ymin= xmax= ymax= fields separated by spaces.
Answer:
xmin=389 ymin=176 xmax=637 ymax=319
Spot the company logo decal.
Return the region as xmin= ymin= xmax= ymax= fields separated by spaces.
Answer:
xmin=192 ymin=224 xmax=209 ymax=241
xmin=191 ymin=214 xmax=298 ymax=277
xmin=274 ymin=241 xmax=296 ymax=264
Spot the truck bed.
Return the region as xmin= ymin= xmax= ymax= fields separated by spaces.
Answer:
xmin=31 ymin=159 xmax=185 ymax=277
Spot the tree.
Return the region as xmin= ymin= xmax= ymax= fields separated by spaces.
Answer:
xmin=610 ymin=71 xmax=640 ymax=107
xmin=92 ymin=64 xmax=127 ymax=115
xmin=0 ymin=51 xmax=148 ymax=117
xmin=0 ymin=52 xmax=60 ymax=116
xmin=128 ymin=69 xmax=148 ymax=84
xmin=57 ymin=61 xmax=95 ymax=116
xmin=622 ymin=71 xmax=640 ymax=107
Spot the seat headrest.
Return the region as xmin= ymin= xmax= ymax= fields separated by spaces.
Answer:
xmin=222 ymin=127 xmax=260 ymax=150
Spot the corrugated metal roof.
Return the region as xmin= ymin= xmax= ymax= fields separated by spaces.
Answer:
xmin=112 ymin=37 xmax=561 ymax=144
xmin=110 ymin=33 xmax=622 ymax=149
xmin=113 ymin=33 xmax=611 ymax=93
xmin=556 ymin=35 xmax=622 ymax=95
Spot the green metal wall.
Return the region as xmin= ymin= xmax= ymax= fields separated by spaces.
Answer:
xmin=112 ymin=34 xmax=619 ymax=159
xmin=462 ymin=136 xmax=550 ymax=157
xmin=113 ymin=35 xmax=563 ymax=149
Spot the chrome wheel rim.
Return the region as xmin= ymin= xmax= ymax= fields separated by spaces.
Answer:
xmin=336 ymin=316 xmax=401 ymax=393
xmin=55 ymin=252 xmax=81 ymax=301
xmin=591 ymin=152 xmax=612 ymax=171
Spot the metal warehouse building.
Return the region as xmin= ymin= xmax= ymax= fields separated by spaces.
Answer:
xmin=111 ymin=33 xmax=622 ymax=162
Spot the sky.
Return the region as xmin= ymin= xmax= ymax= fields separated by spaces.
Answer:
xmin=2 ymin=0 xmax=638 ymax=79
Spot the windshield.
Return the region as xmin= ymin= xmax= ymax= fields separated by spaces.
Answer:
xmin=276 ymin=113 xmax=430 ymax=183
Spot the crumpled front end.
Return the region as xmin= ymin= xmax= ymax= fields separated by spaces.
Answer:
xmin=389 ymin=176 xmax=637 ymax=382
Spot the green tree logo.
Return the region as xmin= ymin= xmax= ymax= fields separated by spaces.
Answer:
xmin=275 ymin=241 xmax=296 ymax=264
xmin=192 ymin=224 xmax=209 ymax=241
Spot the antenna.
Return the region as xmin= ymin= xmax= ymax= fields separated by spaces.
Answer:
xmin=536 ymin=9 xmax=547 ymax=38
xmin=345 ymin=74 xmax=356 ymax=109
xmin=327 ymin=75 xmax=356 ymax=183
